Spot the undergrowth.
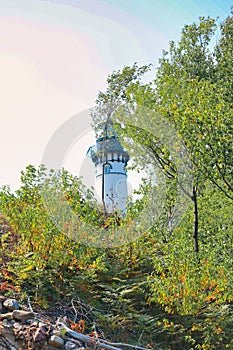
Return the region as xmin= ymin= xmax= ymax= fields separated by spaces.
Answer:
xmin=0 ymin=166 xmax=233 ymax=349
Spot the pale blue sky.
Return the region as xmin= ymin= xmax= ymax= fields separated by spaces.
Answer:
xmin=0 ymin=0 xmax=232 ymax=191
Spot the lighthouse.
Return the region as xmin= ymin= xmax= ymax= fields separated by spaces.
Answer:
xmin=87 ymin=118 xmax=130 ymax=215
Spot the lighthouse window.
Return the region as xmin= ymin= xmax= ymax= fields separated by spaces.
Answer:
xmin=104 ymin=163 xmax=112 ymax=174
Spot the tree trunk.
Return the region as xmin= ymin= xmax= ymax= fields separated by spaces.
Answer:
xmin=192 ymin=187 xmax=199 ymax=254
xmin=102 ymin=163 xmax=107 ymax=217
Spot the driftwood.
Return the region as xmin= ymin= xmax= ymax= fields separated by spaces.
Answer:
xmin=0 ymin=296 xmax=153 ymax=350
xmin=0 ymin=337 xmax=18 ymax=350
xmin=57 ymin=320 xmax=152 ymax=350
xmin=98 ymin=339 xmax=153 ymax=350
xmin=0 ymin=326 xmax=22 ymax=350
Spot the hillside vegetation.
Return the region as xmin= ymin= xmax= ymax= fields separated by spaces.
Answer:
xmin=0 ymin=11 xmax=233 ymax=350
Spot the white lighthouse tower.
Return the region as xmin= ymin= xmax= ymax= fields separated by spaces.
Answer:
xmin=87 ymin=118 xmax=130 ymax=215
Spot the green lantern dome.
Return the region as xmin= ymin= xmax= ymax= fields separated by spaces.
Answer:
xmin=87 ymin=119 xmax=130 ymax=165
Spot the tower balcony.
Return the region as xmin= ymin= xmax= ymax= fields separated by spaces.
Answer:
xmin=87 ymin=137 xmax=130 ymax=166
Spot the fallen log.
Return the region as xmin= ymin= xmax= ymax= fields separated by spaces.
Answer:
xmin=57 ymin=320 xmax=123 ymax=350
xmin=57 ymin=320 xmax=152 ymax=350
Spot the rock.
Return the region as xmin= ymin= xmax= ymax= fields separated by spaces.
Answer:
xmin=0 ymin=312 xmax=13 ymax=320
xmin=38 ymin=321 xmax=47 ymax=327
xmin=13 ymin=310 xmax=34 ymax=321
xmin=65 ymin=340 xmax=79 ymax=349
xmin=13 ymin=322 xmax=22 ymax=330
xmin=49 ymin=335 xmax=65 ymax=347
xmin=51 ymin=329 xmax=63 ymax=337
xmin=65 ymin=340 xmax=83 ymax=349
xmin=27 ymin=318 xmax=36 ymax=324
xmin=3 ymin=299 xmax=19 ymax=311
xmin=0 ymin=296 xmax=7 ymax=300
xmin=2 ymin=319 xmax=12 ymax=328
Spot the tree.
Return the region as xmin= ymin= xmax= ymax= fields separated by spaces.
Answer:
xmin=93 ymin=14 xmax=233 ymax=253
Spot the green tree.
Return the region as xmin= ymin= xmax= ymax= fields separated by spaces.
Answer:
xmin=94 ymin=14 xmax=233 ymax=253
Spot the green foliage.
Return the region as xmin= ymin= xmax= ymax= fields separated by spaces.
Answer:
xmin=0 ymin=166 xmax=101 ymax=302
xmin=1 ymin=9 xmax=233 ymax=350
xmin=0 ymin=164 xmax=233 ymax=348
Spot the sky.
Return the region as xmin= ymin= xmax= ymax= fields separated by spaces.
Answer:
xmin=0 ymin=0 xmax=232 ymax=192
